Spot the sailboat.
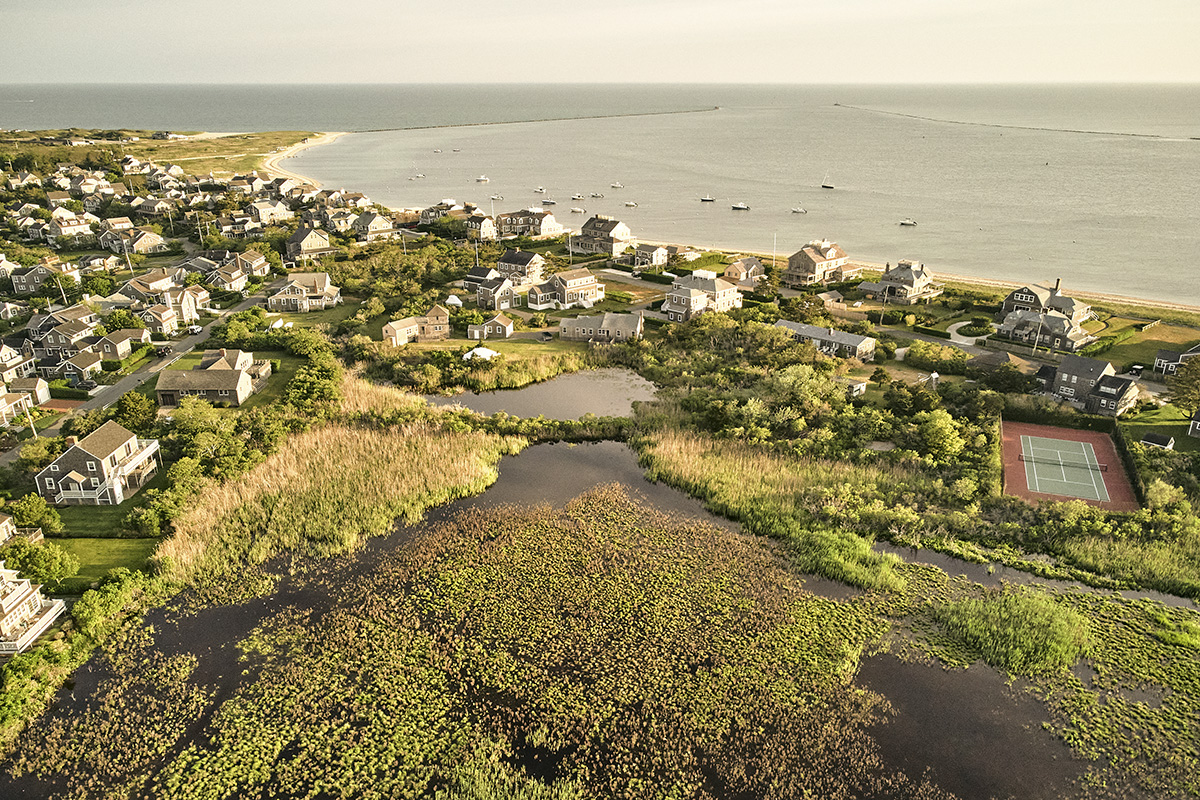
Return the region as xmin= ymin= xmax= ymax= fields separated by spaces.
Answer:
xmin=821 ymin=174 xmax=834 ymax=189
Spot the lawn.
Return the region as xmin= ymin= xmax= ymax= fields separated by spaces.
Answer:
xmin=1119 ymin=404 xmax=1200 ymax=454
xmin=269 ymin=301 xmax=362 ymax=330
xmin=1104 ymin=325 xmax=1200 ymax=371
xmin=53 ymin=538 xmax=160 ymax=594
xmin=55 ymin=469 xmax=171 ymax=538
xmin=403 ymin=337 xmax=589 ymax=357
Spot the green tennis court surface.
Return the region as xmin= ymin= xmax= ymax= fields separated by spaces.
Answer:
xmin=1020 ymin=435 xmax=1111 ymax=502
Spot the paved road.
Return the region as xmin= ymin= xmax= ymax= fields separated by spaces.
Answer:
xmin=0 ymin=289 xmax=273 ymax=467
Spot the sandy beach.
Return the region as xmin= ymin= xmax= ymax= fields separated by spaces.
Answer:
xmin=259 ymin=131 xmax=350 ymax=186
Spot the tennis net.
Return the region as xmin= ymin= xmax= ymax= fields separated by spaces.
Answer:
xmin=1019 ymin=453 xmax=1107 ymax=472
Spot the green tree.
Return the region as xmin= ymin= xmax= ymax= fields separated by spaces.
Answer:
xmin=915 ymin=409 xmax=965 ymax=461
xmin=82 ymin=274 xmax=116 ymax=298
xmin=112 ymin=390 xmax=158 ymax=433
xmin=61 ymin=409 xmax=106 ymax=439
xmin=1169 ymin=357 xmax=1200 ymax=414
xmin=103 ymin=308 xmax=147 ymax=332
xmin=7 ymin=494 xmax=65 ymax=534
xmin=0 ymin=539 xmax=79 ymax=592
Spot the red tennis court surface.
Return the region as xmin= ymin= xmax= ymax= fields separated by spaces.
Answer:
xmin=1000 ymin=420 xmax=1140 ymax=512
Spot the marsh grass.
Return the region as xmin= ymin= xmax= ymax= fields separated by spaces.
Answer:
xmin=933 ymin=587 xmax=1091 ymax=675
xmin=637 ymin=428 xmax=910 ymax=592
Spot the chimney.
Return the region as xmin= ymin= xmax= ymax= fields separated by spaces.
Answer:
xmin=1054 ymin=277 xmax=1061 ymax=293
xmin=64 ymin=436 xmax=77 ymax=447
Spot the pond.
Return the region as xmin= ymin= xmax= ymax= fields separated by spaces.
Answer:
xmin=423 ymin=367 xmax=657 ymax=419
xmin=0 ymin=441 xmax=1128 ymax=799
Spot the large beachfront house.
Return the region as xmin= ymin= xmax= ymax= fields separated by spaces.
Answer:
xmin=994 ymin=278 xmax=1097 ymax=353
xmin=857 ymin=260 xmax=944 ymax=305
xmin=569 ymin=216 xmax=635 ymax=258
xmin=1043 ymin=354 xmax=1140 ymax=417
xmin=35 ymin=421 xmax=160 ymax=506
xmin=781 ymin=239 xmax=862 ymax=287
xmin=1154 ymin=343 xmax=1200 ymax=377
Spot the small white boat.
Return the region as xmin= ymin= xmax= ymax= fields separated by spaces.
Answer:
xmin=731 ymin=202 xmax=750 ymax=211
xmin=490 ymin=194 xmax=504 ymax=201
xmin=700 ymin=195 xmax=715 ymax=202
xmin=571 ymin=207 xmax=586 ymax=214
xmin=415 ymin=173 xmax=425 ymax=178
xmin=452 ymin=148 xmax=461 ymax=152
xmin=534 ymin=186 xmax=546 ymax=193
xmin=900 ymin=218 xmax=918 ymax=226
xmin=433 ymin=149 xmax=442 ymax=153
xmin=611 ymin=181 xmax=624 ymax=188
xmin=476 ymin=175 xmax=490 ymax=182
xmin=571 ymin=193 xmax=584 ymax=200
xmin=625 ymin=201 xmax=638 ymax=208
xmin=542 ymin=199 xmax=557 ymax=205
xmin=791 ymin=207 xmax=806 ymax=214
xmin=590 ymin=192 xmax=605 ymax=198
xmin=821 ymin=173 xmax=834 ymax=189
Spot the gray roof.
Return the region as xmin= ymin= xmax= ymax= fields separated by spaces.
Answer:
xmin=498 ymin=249 xmax=540 ymax=267
xmin=1058 ymin=354 xmax=1112 ymax=381
xmin=77 ymin=420 xmax=137 ymax=460
xmin=773 ymin=320 xmax=875 ymax=349
xmin=156 ymin=369 xmax=249 ymax=393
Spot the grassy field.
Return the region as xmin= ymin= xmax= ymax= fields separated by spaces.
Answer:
xmin=401 ymin=337 xmax=589 ymax=357
xmin=53 ymin=538 xmax=159 ymax=594
xmin=268 ymin=301 xmax=363 ymax=330
xmin=1119 ymin=404 xmax=1200 ymax=453
xmin=55 ymin=469 xmax=171 ymax=538
xmin=1105 ymin=325 xmax=1200 ymax=370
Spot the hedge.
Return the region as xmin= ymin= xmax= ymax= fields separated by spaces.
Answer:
xmin=913 ymin=324 xmax=953 ymax=340
xmin=49 ymin=384 xmax=90 ymax=400
xmin=639 ymin=272 xmax=675 ymax=285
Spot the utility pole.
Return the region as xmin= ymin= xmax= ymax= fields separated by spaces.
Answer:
xmin=23 ymin=405 xmax=37 ymax=439
xmin=54 ymin=277 xmax=68 ymax=306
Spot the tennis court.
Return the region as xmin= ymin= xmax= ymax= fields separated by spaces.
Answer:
xmin=1000 ymin=420 xmax=1140 ymax=512
xmin=1019 ymin=435 xmax=1110 ymax=502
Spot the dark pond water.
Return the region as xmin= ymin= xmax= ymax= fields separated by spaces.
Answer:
xmin=423 ymin=367 xmax=657 ymax=419
xmin=0 ymin=441 xmax=1143 ymax=799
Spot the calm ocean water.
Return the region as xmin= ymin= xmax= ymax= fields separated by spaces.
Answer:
xmin=4 ymin=84 xmax=1199 ymax=304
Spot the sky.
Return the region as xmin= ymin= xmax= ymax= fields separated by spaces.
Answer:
xmin=2 ymin=0 xmax=1198 ymax=84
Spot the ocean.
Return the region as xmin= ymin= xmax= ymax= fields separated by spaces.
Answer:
xmin=4 ymin=84 xmax=1199 ymax=304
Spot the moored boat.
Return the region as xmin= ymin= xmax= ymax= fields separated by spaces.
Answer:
xmin=542 ymin=198 xmax=557 ymax=205
xmin=900 ymin=218 xmax=918 ymax=226
xmin=611 ymin=181 xmax=624 ymax=188
xmin=731 ymin=202 xmax=750 ymax=211
xmin=571 ymin=207 xmax=586 ymax=213
xmin=700 ymin=195 xmax=715 ymax=202
xmin=476 ymin=175 xmax=490 ymax=182
xmin=625 ymin=200 xmax=638 ymax=207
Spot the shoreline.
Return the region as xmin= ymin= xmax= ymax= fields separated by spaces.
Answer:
xmin=244 ymin=134 xmax=1200 ymax=316
xmin=258 ymin=131 xmax=350 ymax=186
xmin=637 ymin=238 xmax=1200 ymax=315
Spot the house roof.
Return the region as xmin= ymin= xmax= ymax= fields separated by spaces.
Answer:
xmin=1142 ymin=433 xmax=1175 ymax=447
xmin=1058 ymin=354 xmax=1112 ymax=381
xmin=498 ymin=249 xmax=540 ymax=267
xmin=773 ymin=320 xmax=875 ymax=349
xmin=156 ymin=369 xmax=249 ymax=393
xmin=554 ymin=268 xmax=595 ymax=282
xmin=486 ymin=313 xmax=514 ymax=327
xmin=77 ymin=420 xmax=137 ymax=460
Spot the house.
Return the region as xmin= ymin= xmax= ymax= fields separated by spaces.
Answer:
xmin=773 ymin=320 xmax=877 ymax=360
xmin=155 ymin=349 xmax=271 ymax=407
xmin=99 ymin=227 xmax=167 ymax=255
xmin=781 ymin=239 xmax=862 ymax=287
xmin=0 ymin=558 xmax=67 ymax=656
xmin=247 ymin=199 xmax=293 ymax=225
xmin=207 ymin=264 xmax=249 ymax=293
xmin=0 ymin=388 xmax=34 ymax=426
xmin=1141 ymin=433 xmax=1175 ymax=450
xmin=724 ymin=257 xmax=766 ymax=288
xmin=477 ymin=276 xmax=524 ymax=312
xmin=382 ymin=318 xmax=420 ymax=347
xmin=1190 ymin=410 xmax=1200 ymax=440
xmin=46 ymin=215 xmax=95 ymax=244
xmin=351 ymin=211 xmax=399 ymax=242
xmin=999 ymin=278 xmax=1093 ymax=327
xmin=1084 ymin=374 xmax=1140 ymax=417
xmin=0 ymin=344 xmax=37 ymax=384
xmin=494 ymin=209 xmax=563 ymax=238
xmin=569 ymin=216 xmax=635 ymax=258
xmin=857 ymin=260 xmax=944 ymax=305
xmin=141 ymin=304 xmax=179 ymax=335
xmin=29 ymin=319 xmax=97 ymax=361
xmin=417 ymin=305 xmax=451 ymax=342
xmin=10 ymin=262 xmax=82 ymax=295
xmin=467 ymin=313 xmax=514 ymax=341
xmin=79 ymin=253 xmax=123 ymax=273
xmin=322 ymin=208 xmax=359 ymax=233
xmin=660 ymin=271 xmax=742 ymax=323
xmin=1153 ymin=343 xmax=1200 ymax=377
xmin=559 ymin=312 xmax=645 ymax=343
xmin=36 ymin=420 xmax=160 ymax=505
xmin=465 ymin=213 xmax=497 ymax=241
xmin=463 ymin=266 xmax=501 ymax=294
xmin=1047 ymin=355 xmax=1114 ymax=402
xmin=234 ymin=250 xmax=271 ymax=278
xmin=285 ymin=226 xmax=338 ymax=262
xmin=267 ymin=272 xmax=341 ymax=312
xmin=495 ymin=249 xmax=546 ymax=286
xmin=997 ymin=310 xmax=1094 ymax=353
xmin=527 ymin=269 xmax=606 ymax=311
xmin=9 ymin=377 xmax=50 ymax=406
xmin=96 ymin=329 xmax=151 ymax=361
xmin=0 ymin=302 xmax=28 ymax=322
xmin=57 ymin=351 xmax=103 ymax=385
xmin=0 ymin=255 xmax=21 ymax=279
xmin=633 ymin=244 xmax=669 ymax=268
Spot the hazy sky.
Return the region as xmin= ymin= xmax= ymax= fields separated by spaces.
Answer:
xmin=2 ymin=0 xmax=1198 ymax=84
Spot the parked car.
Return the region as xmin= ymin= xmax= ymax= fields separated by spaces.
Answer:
xmin=187 ymin=324 xmax=203 ymax=335
xmin=76 ymin=380 xmax=98 ymax=391
xmin=540 ymin=332 xmax=554 ymax=342
xmin=155 ymin=345 xmax=174 ymax=357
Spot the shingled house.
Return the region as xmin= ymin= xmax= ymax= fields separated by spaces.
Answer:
xmin=559 ymin=311 xmax=645 ymax=343
xmin=527 ymin=269 xmax=605 ymax=311
xmin=569 ymin=216 xmax=635 ymax=258
xmin=36 ymin=421 xmax=160 ymax=506
xmin=781 ymin=239 xmax=862 ymax=287
xmin=267 ymin=272 xmax=341 ymax=312
xmin=773 ymin=320 xmax=877 ymax=360
xmin=154 ymin=349 xmax=272 ymax=408
xmin=857 ymin=260 xmax=944 ymax=305
xmin=0 ymin=557 xmax=67 ymax=656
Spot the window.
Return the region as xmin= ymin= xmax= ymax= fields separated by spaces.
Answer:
xmin=86 ymin=461 xmax=96 ymax=471
xmin=218 ymin=390 xmax=229 ymax=396
xmin=45 ymin=478 xmax=54 ymax=489
xmin=50 ymin=464 xmax=59 ymax=472
xmin=91 ymin=478 xmax=100 ymax=487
